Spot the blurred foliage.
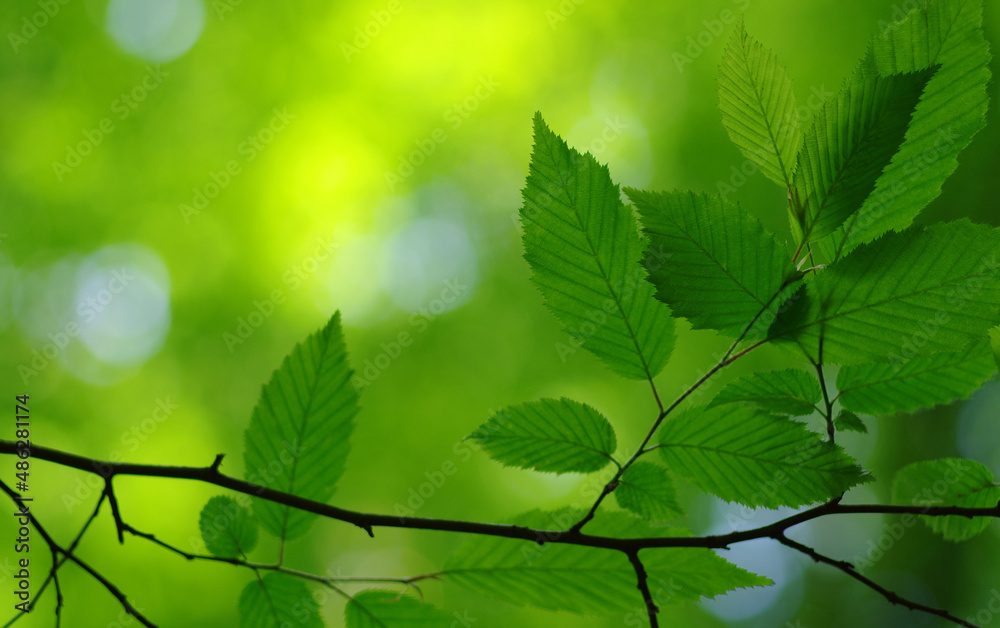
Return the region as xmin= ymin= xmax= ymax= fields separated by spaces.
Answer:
xmin=1 ymin=0 xmax=999 ymax=626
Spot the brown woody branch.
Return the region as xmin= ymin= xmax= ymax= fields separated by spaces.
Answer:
xmin=2 ymin=440 xmax=997 ymax=628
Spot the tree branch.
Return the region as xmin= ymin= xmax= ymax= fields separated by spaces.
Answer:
xmin=2 ymin=490 xmax=106 ymax=627
xmin=0 ymin=479 xmax=156 ymax=628
xmin=49 ymin=544 xmax=62 ymax=628
xmin=627 ymin=550 xmax=659 ymax=628
xmin=3 ymin=441 xmax=998 ymax=551
xmin=3 ymin=442 xmax=997 ymax=627
xmin=775 ymin=533 xmax=976 ymax=627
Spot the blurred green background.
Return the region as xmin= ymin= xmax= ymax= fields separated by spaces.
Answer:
xmin=1 ymin=0 xmax=999 ymax=626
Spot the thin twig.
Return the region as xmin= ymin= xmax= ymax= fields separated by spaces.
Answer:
xmin=105 ymin=477 xmax=126 ymax=543
xmin=569 ymin=294 xmax=781 ymax=534
xmin=122 ymin=522 xmax=437 ymax=595
xmin=0 ymin=480 xmax=156 ymax=628
xmin=49 ymin=545 xmax=62 ymax=628
xmin=2 ymin=491 xmax=106 ymax=627
xmin=775 ymin=533 xmax=977 ymax=628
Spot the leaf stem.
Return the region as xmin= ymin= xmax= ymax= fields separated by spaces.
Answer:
xmin=814 ymin=334 xmax=836 ymax=443
xmin=569 ymin=337 xmax=766 ymax=534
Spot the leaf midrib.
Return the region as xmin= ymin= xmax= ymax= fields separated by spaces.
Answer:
xmin=277 ymin=326 xmax=338 ymax=539
xmin=735 ymin=29 xmax=796 ymax=190
xmin=774 ymin=261 xmax=997 ymax=342
xmin=800 ymin=77 xmax=904 ymax=243
xmin=659 ymin=440 xmax=857 ymax=475
xmin=479 ymin=433 xmax=613 ymax=459
xmin=542 ymin=141 xmax=655 ymax=381
xmin=647 ymin=210 xmax=769 ymax=308
xmin=839 ymin=345 xmax=986 ymax=394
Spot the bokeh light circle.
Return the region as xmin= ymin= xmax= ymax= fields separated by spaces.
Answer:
xmin=105 ymin=0 xmax=205 ymax=62
xmin=74 ymin=243 xmax=171 ymax=368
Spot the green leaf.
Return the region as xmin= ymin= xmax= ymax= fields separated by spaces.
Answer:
xmin=199 ymin=496 xmax=258 ymax=558
xmin=615 ymin=462 xmax=683 ymax=522
xmin=837 ymin=341 xmax=997 ymax=415
xmin=770 ymin=220 xmax=1000 ymax=365
xmin=658 ymin=405 xmax=869 ymax=508
xmin=626 ymin=189 xmax=800 ymax=337
xmin=443 ymin=509 xmax=769 ymax=614
xmin=990 ymin=327 xmax=1000 ymax=371
xmin=790 ymin=69 xmax=933 ymax=244
xmin=239 ymin=574 xmax=323 ymax=628
xmin=345 ymin=590 xmax=450 ymax=628
xmin=520 ymin=113 xmax=675 ymax=380
xmin=892 ymin=458 xmax=1000 ymax=542
xmin=243 ymin=312 xmax=360 ymax=540
xmin=718 ymin=18 xmax=802 ymax=188
xmin=468 ymin=398 xmax=616 ymax=474
xmin=708 ymin=369 xmax=820 ymax=416
xmin=833 ymin=410 xmax=867 ymax=434
xmin=819 ymin=0 xmax=992 ymax=260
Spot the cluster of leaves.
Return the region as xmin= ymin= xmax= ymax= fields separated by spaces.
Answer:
xmin=195 ymin=1 xmax=1000 ymax=625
